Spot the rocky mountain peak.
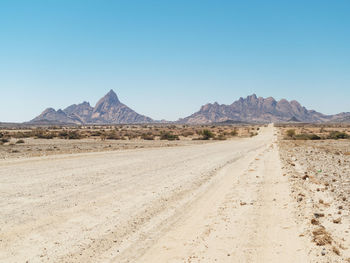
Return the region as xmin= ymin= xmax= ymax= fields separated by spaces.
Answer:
xmin=247 ymin=94 xmax=257 ymax=99
xmin=42 ymin=108 xmax=56 ymax=114
xmin=81 ymin=101 xmax=91 ymax=106
xmin=180 ymin=95 xmax=331 ymax=124
xmin=30 ymin=90 xmax=153 ymax=124
xmin=91 ymin=90 xmax=152 ymax=123
xmin=103 ymin=89 xmax=120 ymax=104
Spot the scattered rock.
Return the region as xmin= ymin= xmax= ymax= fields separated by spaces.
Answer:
xmin=333 ymin=218 xmax=341 ymax=224
xmin=311 ymin=218 xmax=319 ymax=225
xmin=314 ymin=213 xmax=325 ymax=219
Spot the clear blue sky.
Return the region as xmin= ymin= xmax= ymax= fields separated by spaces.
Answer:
xmin=1 ymin=0 xmax=349 ymax=122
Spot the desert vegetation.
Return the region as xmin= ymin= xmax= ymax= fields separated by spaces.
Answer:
xmin=277 ymin=123 xmax=350 ymax=141
xmin=0 ymin=124 xmax=258 ymax=142
xmin=0 ymin=124 xmax=260 ymax=159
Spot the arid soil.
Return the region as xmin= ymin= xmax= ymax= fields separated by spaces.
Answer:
xmin=279 ymin=139 xmax=350 ymax=262
xmin=0 ymin=124 xmax=258 ymax=159
xmin=0 ymin=137 xmax=208 ymax=159
xmin=0 ymin=125 xmax=348 ymax=262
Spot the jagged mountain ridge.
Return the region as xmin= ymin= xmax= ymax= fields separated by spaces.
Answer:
xmin=30 ymin=90 xmax=153 ymax=124
xmin=63 ymin=101 xmax=93 ymax=123
xmin=179 ymin=94 xmax=349 ymax=124
xmin=30 ymin=92 xmax=350 ymax=124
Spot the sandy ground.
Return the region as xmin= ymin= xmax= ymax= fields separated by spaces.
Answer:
xmin=0 ymin=125 xmax=311 ymax=262
xmin=279 ymin=139 xmax=350 ymax=262
xmin=0 ymin=138 xmax=209 ymax=160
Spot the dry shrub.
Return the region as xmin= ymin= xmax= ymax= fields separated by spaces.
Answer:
xmin=198 ymin=130 xmax=215 ymax=140
xmin=58 ymin=130 xmax=82 ymax=139
xmin=160 ymin=131 xmax=179 ymax=141
xmin=181 ymin=130 xmax=194 ymax=137
xmin=312 ymin=227 xmax=332 ymax=246
xmin=230 ymin=129 xmax=238 ymax=136
xmin=12 ymin=131 xmax=32 ymax=138
xmin=90 ymin=131 xmax=102 ymax=136
xmin=328 ymin=131 xmax=349 ymax=139
xmin=332 ymin=246 xmax=341 ymax=256
xmin=141 ymin=133 xmax=154 ymax=140
xmin=286 ymin=129 xmax=296 ymax=138
xmin=1 ymin=138 xmax=9 ymax=143
xmin=106 ymin=131 xmax=121 ymax=140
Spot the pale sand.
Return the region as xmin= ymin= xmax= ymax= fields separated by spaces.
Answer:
xmin=0 ymin=125 xmax=310 ymax=262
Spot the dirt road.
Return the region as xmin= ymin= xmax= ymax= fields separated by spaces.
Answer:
xmin=0 ymin=125 xmax=309 ymax=262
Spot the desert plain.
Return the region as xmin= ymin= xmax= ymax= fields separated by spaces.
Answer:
xmin=0 ymin=123 xmax=350 ymax=262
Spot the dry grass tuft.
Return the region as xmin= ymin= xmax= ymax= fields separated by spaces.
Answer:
xmin=332 ymin=246 xmax=341 ymax=256
xmin=312 ymin=226 xmax=332 ymax=246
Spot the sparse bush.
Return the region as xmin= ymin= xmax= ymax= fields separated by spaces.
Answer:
xmin=16 ymin=139 xmax=25 ymax=144
xmin=1 ymin=138 xmax=10 ymax=143
xmin=12 ymin=132 xmax=31 ymax=138
xmin=106 ymin=131 xmax=121 ymax=140
xmin=58 ymin=131 xmax=68 ymax=139
xmin=250 ymin=132 xmax=257 ymax=137
xmin=34 ymin=130 xmax=55 ymax=139
xmin=141 ymin=133 xmax=155 ymax=140
xmin=57 ymin=130 xmax=82 ymax=139
xmin=181 ymin=131 xmax=194 ymax=137
xmin=286 ymin=129 xmax=296 ymax=138
xmin=160 ymin=131 xmax=179 ymax=141
xmin=200 ymin=130 xmax=215 ymax=140
xmin=67 ymin=131 xmax=82 ymax=140
xmin=125 ymin=133 xmax=139 ymax=140
xmin=328 ymin=131 xmax=349 ymax=140
xmin=294 ymin=134 xmax=321 ymax=140
xmin=230 ymin=129 xmax=238 ymax=136
xmin=90 ymin=131 xmax=102 ymax=136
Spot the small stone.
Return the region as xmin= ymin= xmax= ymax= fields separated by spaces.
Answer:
xmin=311 ymin=218 xmax=319 ymax=225
xmin=333 ymin=218 xmax=341 ymax=224
xmin=314 ymin=213 xmax=325 ymax=218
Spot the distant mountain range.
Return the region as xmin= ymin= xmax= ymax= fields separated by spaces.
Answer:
xmin=29 ymin=90 xmax=350 ymax=124
xmin=179 ymin=94 xmax=350 ymax=124
xmin=30 ymin=90 xmax=153 ymax=124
